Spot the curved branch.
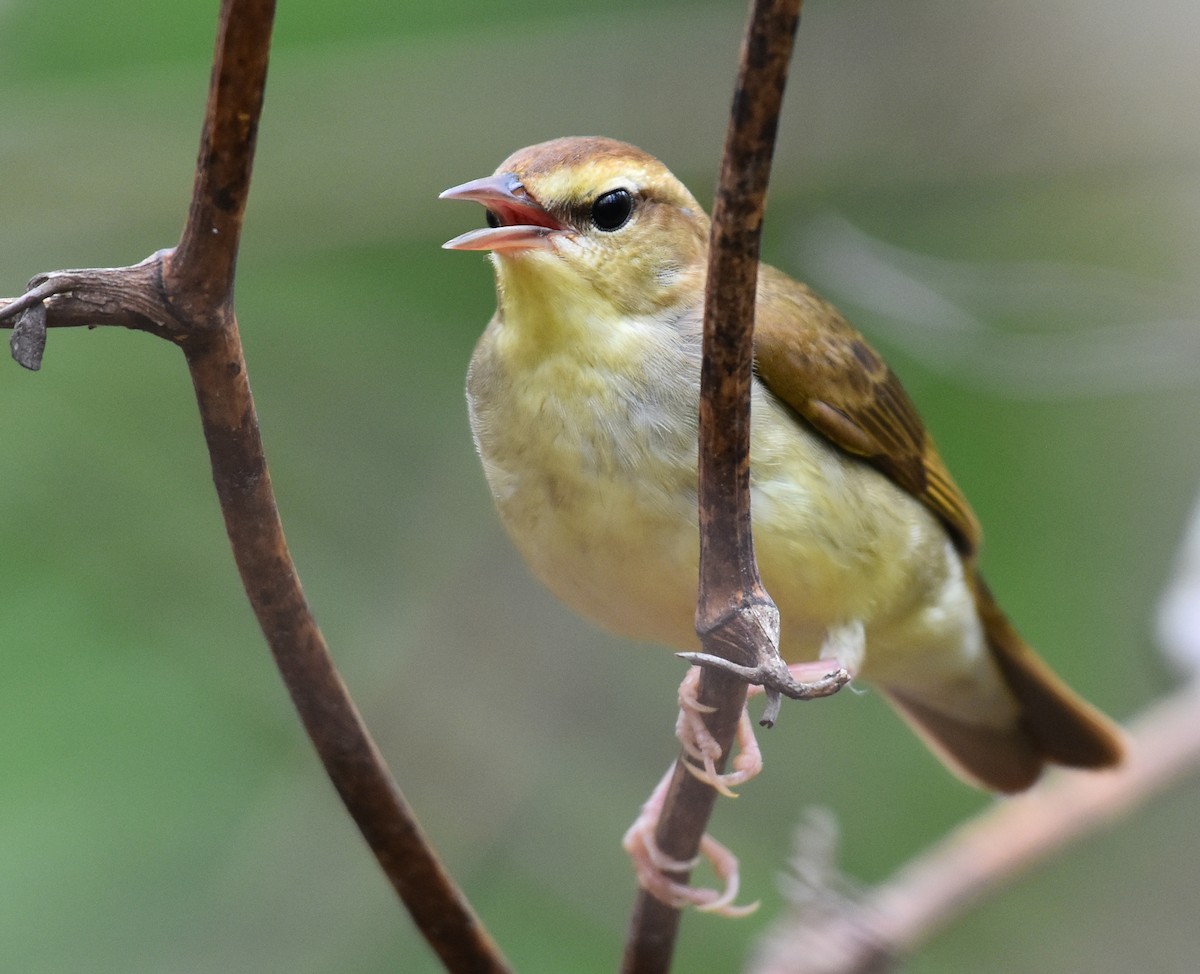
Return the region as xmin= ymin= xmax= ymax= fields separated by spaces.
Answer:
xmin=2 ymin=0 xmax=511 ymax=970
xmin=182 ymin=316 xmax=512 ymax=974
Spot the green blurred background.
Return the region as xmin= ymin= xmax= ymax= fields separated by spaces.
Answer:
xmin=2 ymin=1 xmax=1198 ymax=971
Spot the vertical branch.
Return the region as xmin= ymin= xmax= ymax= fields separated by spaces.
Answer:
xmin=620 ymin=1 xmax=805 ymax=971
xmin=698 ymin=0 xmax=803 ymax=616
xmin=165 ymin=0 xmax=273 ymax=314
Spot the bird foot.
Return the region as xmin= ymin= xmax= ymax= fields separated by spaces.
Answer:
xmin=676 ymin=666 xmax=763 ymax=797
xmin=622 ymin=766 xmax=759 ymax=918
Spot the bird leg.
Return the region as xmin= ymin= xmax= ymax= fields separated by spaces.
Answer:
xmin=624 ymin=641 xmax=856 ymax=916
xmin=625 ymin=626 xmax=863 ymax=914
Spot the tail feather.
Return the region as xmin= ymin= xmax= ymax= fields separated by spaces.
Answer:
xmin=883 ymin=570 xmax=1124 ymax=794
xmin=884 ymin=687 xmax=1044 ymax=793
xmin=970 ymin=572 xmax=1125 ymax=771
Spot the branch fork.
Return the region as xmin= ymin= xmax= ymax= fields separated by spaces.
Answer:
xmin=1 ymin=1 xmax=512 ymax=970
xmin=0 ymin=254 xmax=190 ymax=369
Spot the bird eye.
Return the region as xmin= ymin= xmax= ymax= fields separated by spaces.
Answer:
xmin=590 ymin=189 xmax=634 ymax=232
xmin=485 ymin=209 xmax=501 ymax=229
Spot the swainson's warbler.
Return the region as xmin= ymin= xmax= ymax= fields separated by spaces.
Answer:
xmin=442 ymin=137 xmax=1123 ymax=910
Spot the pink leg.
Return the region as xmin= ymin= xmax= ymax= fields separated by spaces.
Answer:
xmin=626 ymin=653 xmax=849 ymax=916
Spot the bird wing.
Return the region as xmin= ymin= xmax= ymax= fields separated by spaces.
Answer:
xmin=752 ymin=265 xmax=981 ymax=555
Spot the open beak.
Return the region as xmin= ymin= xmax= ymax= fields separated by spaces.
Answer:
xmin=440 ymin=173 xmax=566 ymax=252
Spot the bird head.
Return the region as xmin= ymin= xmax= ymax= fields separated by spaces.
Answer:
xmin=441 ymin=137 xmax=710 ymax=321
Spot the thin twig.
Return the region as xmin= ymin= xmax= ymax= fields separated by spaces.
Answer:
xmin=1 ymin=1 xmax=511 ymax=970
xmin=749 ymin=681 xmax=1200 ymax=974
xmin=620 ymin=1 xmax=807 ymax=971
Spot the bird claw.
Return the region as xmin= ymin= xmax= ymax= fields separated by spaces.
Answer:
xmin=625 ymin=653 xmax=850 ymax=915
xmin=623 ymin=766 xmax=759 ymax=918
xmin=676 ymin=666 xmax=762 ymax=796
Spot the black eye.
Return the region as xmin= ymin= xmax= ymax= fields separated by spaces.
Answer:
xmin=485 ymin=209 xmax=501 ymax=229
xmin=590 ymin=189 xmax=634 ymax=231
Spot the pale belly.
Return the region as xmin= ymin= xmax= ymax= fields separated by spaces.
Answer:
xmin=467 ymin=345 xmax=981 ymax=689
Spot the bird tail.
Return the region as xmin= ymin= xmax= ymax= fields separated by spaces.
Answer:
xmin=883 ymin=570 xmax=1124 ymax=794
xmin=971 ymin=571 xmax=1125 ymax=771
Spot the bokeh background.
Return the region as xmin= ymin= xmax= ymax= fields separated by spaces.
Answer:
xmin=2 ymin=0 xmax=1198 ymax=971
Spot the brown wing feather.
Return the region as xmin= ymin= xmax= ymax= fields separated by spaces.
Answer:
xmin=751 ymin=266 xmax=1124 ymax=785
xmin=753 ymin=265 xmax=981 ymax=554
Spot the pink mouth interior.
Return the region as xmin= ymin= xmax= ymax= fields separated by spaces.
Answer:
xmin=489 ymin=198 xmax=563 ymax=231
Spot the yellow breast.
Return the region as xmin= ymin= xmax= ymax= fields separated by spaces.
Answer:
xmin=466 ymin=288 xmax=962 ymax=676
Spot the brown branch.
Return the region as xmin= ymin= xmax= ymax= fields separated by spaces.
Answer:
xmin=164 ymin=0 xmax=273 ymax=315
xmin=1 ymin=1 xmax=511 ymax=971
xmin=749 ymin=682 xmax=1200 ymax=974
xmin=620 ymin=1 xmax=837 ymax=971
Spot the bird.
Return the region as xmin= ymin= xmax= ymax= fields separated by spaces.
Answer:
xmin=440 ymin=136 xmax=1124 ymax=913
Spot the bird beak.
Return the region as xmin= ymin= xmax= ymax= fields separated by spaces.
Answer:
xmin=439 ymin=173 xmax=566 ymax=252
